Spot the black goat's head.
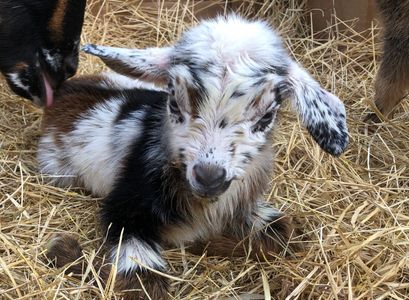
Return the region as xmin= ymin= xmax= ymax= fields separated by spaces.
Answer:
xmin=0 ymin=0 xmax=86 ymax=106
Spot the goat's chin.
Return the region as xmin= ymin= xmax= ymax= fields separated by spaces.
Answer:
xmin=191 ymin=192 xmax=220 ymax=203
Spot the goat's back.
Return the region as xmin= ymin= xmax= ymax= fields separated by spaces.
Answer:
xmin=38 ymin=74 xmax=167 ymax=196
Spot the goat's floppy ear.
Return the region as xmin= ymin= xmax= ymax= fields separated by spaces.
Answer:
xmin=284 ymin=62 xmax=349 ymax=156
xmin=82 ymin=44 xmax=172 ymax=85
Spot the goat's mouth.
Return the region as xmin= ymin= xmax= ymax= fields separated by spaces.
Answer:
xmin=191 ymin=179 xmax=233 ymax=201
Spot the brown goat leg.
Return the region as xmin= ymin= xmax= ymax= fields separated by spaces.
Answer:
xmin=190 ymin=202 xmax=295 ymax=259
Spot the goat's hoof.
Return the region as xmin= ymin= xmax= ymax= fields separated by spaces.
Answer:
xmin=46 ymin=234 xmax=83 ymax=268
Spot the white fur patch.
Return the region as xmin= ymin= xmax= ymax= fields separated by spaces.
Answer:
xmin=110 ymin=238 xmax=166 ymax=274
xmin=7 ymin=72 xmax=29 ymax=92
xmin=38 ymin=98 xmax=146 ymax=196
xmin=37 ymin=133 xmax=78 ymax=188
xmin=41 ymin=49 xmax=62 ymax=72
xmin=102 ymin=72 xmax=164 ymax=92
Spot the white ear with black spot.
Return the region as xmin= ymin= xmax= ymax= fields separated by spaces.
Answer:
xmin=285 ymin=62 xmax=349 ymax=156
xmin=82 ymin=44 xmax=173 ymax=85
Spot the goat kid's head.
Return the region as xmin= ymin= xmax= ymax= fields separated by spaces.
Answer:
xmin=83 ymin=15 xmax=349 ymax=199
xmin=0 ymin=0 xmax=86 ymax=106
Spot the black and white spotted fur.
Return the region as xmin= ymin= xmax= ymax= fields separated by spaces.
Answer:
xmin=41 ymin=16 xmax=349 ymax=299
xmin=0 ymin=0 xmax=86 ymax=106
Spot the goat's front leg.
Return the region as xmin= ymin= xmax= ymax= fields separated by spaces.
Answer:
xmin=229 ymin=200 xmax=294 ymax=256
xmin=191 ymin=201 xmax=294 ymax=258
xmin=106 ymin=236 xmax=169 ymax=300
xmin=99 ymin=190 xmax=171 ymax=299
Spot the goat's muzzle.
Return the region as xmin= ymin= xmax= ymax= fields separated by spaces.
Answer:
xmin=192 ymin=164 xmax=232 ymax=198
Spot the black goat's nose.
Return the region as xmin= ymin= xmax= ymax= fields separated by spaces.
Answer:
xmin=193 ymin=164 xmax=227 ymax=190
xmin=63 ymin=56 xmax=78 ymax=80
xmin=64 ymin=61 xmax=77 ymax=79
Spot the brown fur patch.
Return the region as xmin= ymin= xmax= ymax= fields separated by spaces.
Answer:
xmin=252 ymin=94 xmax=263 ymax=107
xmin=103 ymin=59 xmax=145 ymax=78
xmin=254 ymin=214 xmax=295 ymax=254
xmin=48 ymin=0 xmax=68 ymax=43
xmin=42 ymin=75 xmax=118 ymax=133
xmin=13 ymin=62 xmax=28 ymax=71
xmin=46 ymin=234 xmax=84 ymax=271
xmin=189 ymin=214 xmax=296 ymax=259
xmin=371 ymin=0 xmax=409 ymax=118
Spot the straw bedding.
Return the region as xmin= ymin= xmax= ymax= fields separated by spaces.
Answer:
xmin=0 ymin=0 xmax=408 ymax=299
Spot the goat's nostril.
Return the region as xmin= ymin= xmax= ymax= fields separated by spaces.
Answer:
xmin=193 ymin=164 xmax=227 ymax=189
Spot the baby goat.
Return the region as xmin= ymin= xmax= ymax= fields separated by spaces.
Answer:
xmin=41 ymin=16 xmax=349 ymax=299
xmin=0 ymin=0 xmax=86 ymax=106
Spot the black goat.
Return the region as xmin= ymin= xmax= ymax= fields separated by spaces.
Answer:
xmin=0 ymin=0 xmax=86 ymax=106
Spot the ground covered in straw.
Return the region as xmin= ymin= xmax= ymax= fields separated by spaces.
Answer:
xmin=1 ymin=0 xmax=408 ymax=299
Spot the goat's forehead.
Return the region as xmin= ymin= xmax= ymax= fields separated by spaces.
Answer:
xmin=166 ymin=17 xmax=290 ymax=117
xmin=173 ymin=17 xmax=287 ymax=69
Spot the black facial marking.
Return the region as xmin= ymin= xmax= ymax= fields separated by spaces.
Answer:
xmin=273 ymin=87 xmax=281 ymax=103
xmin=231 ymin=90 xmax=245 ymax=98
xmin=257 ymin=145 xmax=266 ymax=152
xmin=219 ymin=118 xmax=227 ymax=129
xmin=251 ymin=77 xmax=268 ymax=88
xmin=168 ymin=96 xmax=184 ymax=124
xmin=252 ymin=111 xmax=274 ymax=133
xmin=274 ymin=82 xmax=290 ymax=104
xmin=169 ymin=98 xmax=181 ymax=114
xmin=243 ymin=152 xmax=253 ymax=161
xmin=229 ymin=143 xmax=236 ymax=154
xmin=250 ymin=64 xmax=288 ymax=78
xmin=271 ymin=65 xmax=289 ymax=77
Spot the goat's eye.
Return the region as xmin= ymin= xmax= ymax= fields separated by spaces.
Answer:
xmin=252 ymin=111 xmax=274 ymax=133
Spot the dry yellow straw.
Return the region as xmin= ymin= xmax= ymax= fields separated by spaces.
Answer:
xmin=0 ymin=0 xmax=408 ymax=299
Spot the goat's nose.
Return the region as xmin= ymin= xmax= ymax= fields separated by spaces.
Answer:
xmin=64 ymin=62 xmax=76 ymax=79
xmin=193 ymin=164 xmax=227 ymax=190
xmin=63 ymin=57 xmax=78 ymax=80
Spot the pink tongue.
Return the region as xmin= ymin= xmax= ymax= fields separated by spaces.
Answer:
xmin=42 ymin=74 xmax=54 ymax=107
